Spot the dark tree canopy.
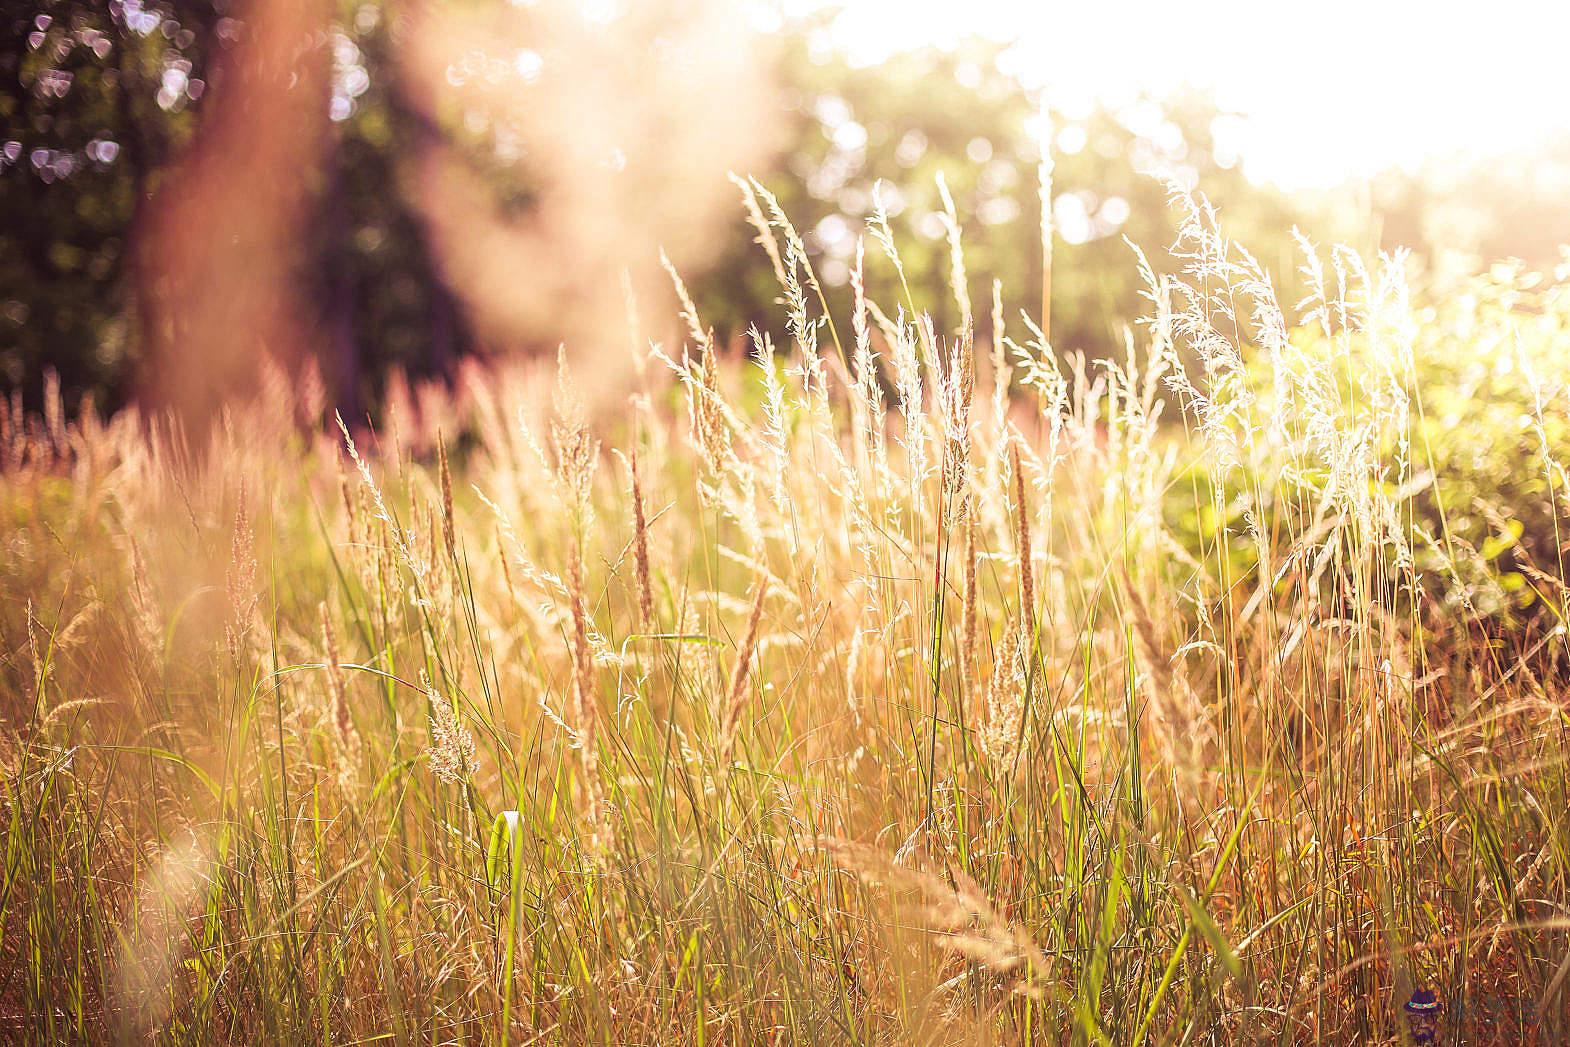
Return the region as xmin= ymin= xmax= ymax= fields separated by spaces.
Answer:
xmin=2 ymin=1 xmax=224 ymax=409
xmin=2 ymin=0 xmax=462 ymax=418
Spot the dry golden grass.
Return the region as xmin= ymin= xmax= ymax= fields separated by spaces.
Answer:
xmin=2 ymin=185 xmax=1570 ymax=1044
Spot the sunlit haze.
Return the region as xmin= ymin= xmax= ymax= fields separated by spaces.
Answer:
xmin=781 ymin=0 xmax=1570 ymax=188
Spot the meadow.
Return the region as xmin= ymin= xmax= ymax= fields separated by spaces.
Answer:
xmin=3 ymin=182 xmax=1569 ymax=1044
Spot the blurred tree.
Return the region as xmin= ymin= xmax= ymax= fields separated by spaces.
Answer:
xmin=692 ymin=26 xmax=1306 ymax=368
xmin=0 ymin=0 xmax=221 ymax=411
xmin=134 ymin=0 xmax=335 ymax=428
xmin=1370 ymin=135 xmax=1570 ymax=277
xmin=322 ymin=5 xmax=468 ymax=401
xmin=0 ymin=0 xmax=467 ymax=418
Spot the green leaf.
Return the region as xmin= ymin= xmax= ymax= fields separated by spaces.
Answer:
xmin=86 ymin=745 xmax=220 ymax=801
xmin=1177 ymin=886 xmax=1242 ymax=981
xmin=486 ymin=810 xmax=522 ymax=891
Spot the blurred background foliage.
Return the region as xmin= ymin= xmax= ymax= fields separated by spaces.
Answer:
xmin=696 ymin=28 xmax=1315 ymax=358
xmin=2 ymin=0 xmax=221 ymax=410
xmin=3 ymin=0 xmax=1568 ymax=417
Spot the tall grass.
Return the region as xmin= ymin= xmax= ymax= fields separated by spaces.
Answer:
xmin=2 ymin=184 xmax=1569 ymax=1044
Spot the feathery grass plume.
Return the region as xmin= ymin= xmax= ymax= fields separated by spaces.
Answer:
xmin=962 ymin=512 xmax=979 ymax=689
xmin=730 ymin=172 xmax=789 ymax=294
xmin=425 ymin=674 xmax=475 ymax=786
xmin=868 ymin=179 xmax=920 ymax=330
xmin=336 ymin=409 xmax=420 ymax=584
xmin=688 ymin=344 xmax=736 ymax=476
xmin=748 ymin=175 xmax=847 ymax=370
xmin=1161 ymin=185 xmax=1262 ymax=483
xmin=23 ymin=600 xmax=41 ymax=701
xmin=1009 ymin=438 xmax=1036 ymax=652
xmin=224 ymin=489 xmax=258 ymax=661
xmin=544 ymin=351 xmax=608 ymax=837
xmin=935 ymin=171 xmax=972 ymax=336
xmin=437 ymin=433 xmax=456 ymax=564
xmin=1120 ymin=569 xmax=1210 ymax=774
xmin=125 ymin=537 xmax=163 ymax=662
xmin=48 ymin=600 xmax=99 ymax=653
xmin=915 ymin=311 xmax=940 ymax=380
xmin=978 ymin=622 xmax=1025 ymax=767
xmin=749 ymin=325 xmax=790 ymax=505
xmin=952 ymin=321 xmax=977 ymax=421
xmin=494 ymin=521 xmax=522 ymax=606
xmin=710 ymin=375 xmax=768 ymax=551
xmin=864 ymin=297 xmax=906 ymax=369
xmin=627 ymin=442 xmax=655 ymax=628
xmin=845 ymin=608 xmax=865 ymax=726
xmin=319 ymin=601 xmax=359 ymax=774
xmin=938 ymin=326 xmax=976 ymax=519
xmin=550 ymin=348 xmax=599 ymax=534
xmin=659 ymin=247 xmax=715 ymax=357
xmin=848 ymin=240 xmax=888 ymax=474
xmin=653 ymin=333 xmax=767 ymax=552
xmin=566 ymin=545 xmax=596 ymax=746
xmin=718 ymin=574 xmax=768 ymax=765
xmin=336 ymin=454 xmax=360 ymax=548
xmin=990 ymin=278 xmax=1011 ymax=420
xmin=819 ymin=838 xmax=1056 ymax=998
xmin=891 ymin=307 xmax=929 ymax=492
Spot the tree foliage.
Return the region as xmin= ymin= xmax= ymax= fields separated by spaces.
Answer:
xmin=692 ymin=29 xmax=1304 ymax=365
xmin=5 ymin=3 xmax=1557 ymax=416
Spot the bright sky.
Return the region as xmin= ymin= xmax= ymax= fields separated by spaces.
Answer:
xmin=784 ymin=0 xmax=1570 ymax=188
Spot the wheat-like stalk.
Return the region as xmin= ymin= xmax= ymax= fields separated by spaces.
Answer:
xmin=6 ymin=172 xmax=1569 ymax=1046
xmin=1010 ymin=438 xmax=1035 ymax=653
xmin=425 ymin=674 xmax=474 ymax=787
xmin=628 ymin=442 xmax=655 ymax=628
xmin=319 ymin=601 xmax=358 ymax=776
xmin=718 ymin=574 xmax=768 ymax=765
